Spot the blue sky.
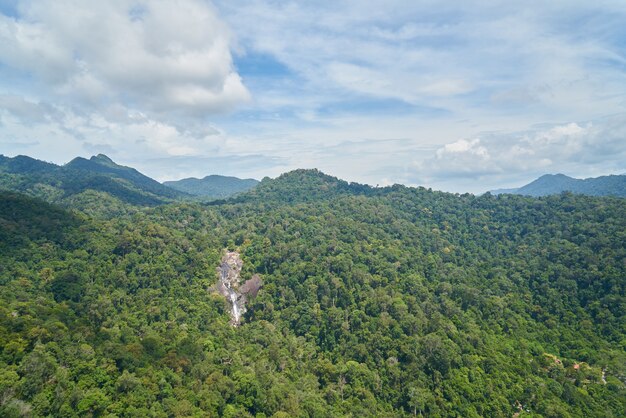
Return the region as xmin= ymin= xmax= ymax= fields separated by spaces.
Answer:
xmin=0 ymin=0 xmax=625 ymax=192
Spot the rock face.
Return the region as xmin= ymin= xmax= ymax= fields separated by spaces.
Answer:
xmin=216 ymin=251 xmax=262 ymax=326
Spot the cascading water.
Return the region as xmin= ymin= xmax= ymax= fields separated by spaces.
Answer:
xmin=216 ymin=251 xmax=246 ymax=326
xmin=214 ymin=250 xmax=263 ymax=326
xmin=229 ymin=289 xmax=240 ymax=323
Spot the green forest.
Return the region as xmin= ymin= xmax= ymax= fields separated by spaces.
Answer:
xmin=1 ymin=168 xmax=625 ymax=417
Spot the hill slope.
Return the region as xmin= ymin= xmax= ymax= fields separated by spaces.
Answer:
xmin=492 ymin=173 xmax=626 ymax=197
xmin=0 ymin=154 xmax=58 ymax=174
xmin=0 ymin=154 xmax=188 ymax=208
xmin=66 ymin=154 xmax=184 ymax=200
xmin=222 ymin=168 xmax=378 ymax=206
xmin=164 ymin=174 xmax=259 ymax=198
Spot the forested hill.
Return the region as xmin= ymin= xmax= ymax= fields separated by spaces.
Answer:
xmin=164 ymin=174 xmax=259 ymax=199
xmin=1 ymin=169 xmax=625 ymax=417
xmin=491 ymin=173 xmax=626 ymax=197
xmin=222 ymin=168 xmax=378 ymax=206
xmin=0 ymin=154 xmax=188 ymax=209
xmin=66 ymin=154 xmax=185 ymax=200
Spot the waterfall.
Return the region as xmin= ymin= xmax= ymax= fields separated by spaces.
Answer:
xmin=216 ymin=251 xmax=246 ymax=326
xmin=214 ymin=250 xmax=262 ymax=326
xmin=229 ymin=288 xmax=240 ymax=323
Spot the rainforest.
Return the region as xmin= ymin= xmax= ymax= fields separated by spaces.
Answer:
xmin=1 ymin=167 xmax=625 ymax=417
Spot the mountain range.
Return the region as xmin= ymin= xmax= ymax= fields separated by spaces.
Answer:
xmin=0 ymin=154 xmax=261 ymax=209
xmin=491 ymin=173 xmax=626 ymax=197
xmin=2 ymin=154 xmax=624 ymax=206
xmin=0 ymin=153 xmax=187 ymax=207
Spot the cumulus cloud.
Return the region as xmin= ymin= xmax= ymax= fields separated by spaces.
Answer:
xmin=0 ymin=95 xmax=58 ymax=123
xmin=417 ymin=115 xmax=626 ymax=189
xmin=0 ymin=0 xmax=249 ymax=115
xmin=0 ymin=100 xmax=231 ymax=163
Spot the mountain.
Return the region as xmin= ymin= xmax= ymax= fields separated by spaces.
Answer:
xmin=0 ymin=154 xmax=58 ymax=174
xmin=164 ymin=174 xmax=259 ymax=199
xmin=221 ymin=168 xmax=379 ymax=206
xmin=1 ymin=168 xmax=625 ymax=417
xmin=491 ymin=173 xmax=626 ymax=197
xmin=66 ymin=154 xmax=184 ymax=200
xmin=0 ymin=154 xmax=188 ymax=208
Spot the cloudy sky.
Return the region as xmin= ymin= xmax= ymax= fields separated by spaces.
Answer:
xmin=0 ymin=0 xmax=625 ymax=192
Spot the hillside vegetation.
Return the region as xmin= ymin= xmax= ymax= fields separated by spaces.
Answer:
xmin=0 ymin=154 xmax=187 ymax=209
xmin=0 ymin=169 xmax=625 ymax=417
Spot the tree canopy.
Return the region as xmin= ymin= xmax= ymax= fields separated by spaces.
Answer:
xmin=0 ymin=169 xmax=624 ymax=417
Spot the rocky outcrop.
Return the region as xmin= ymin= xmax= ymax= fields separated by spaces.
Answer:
xmin=215 ymin=251 xmax=262 ymax=326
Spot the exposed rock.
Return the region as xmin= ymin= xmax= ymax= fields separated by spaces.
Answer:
xmin=215 ymin=251 xmax=262 ymax=326
xmin=240 ymin=274 xmax=263 ymax=298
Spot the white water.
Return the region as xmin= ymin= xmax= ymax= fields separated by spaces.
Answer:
xmin=229 ymin=288 xmax=240 ymax=323
xmin=217 ymin=251 xmax=245 ymax=325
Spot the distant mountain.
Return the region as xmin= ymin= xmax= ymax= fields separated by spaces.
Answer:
xmin=0 ymin=154 xmax=58 ymax=174
xmin=491 ymin=173 xmax=626 ymax=197
xmin=164 ymin=174 xmax=259 ymax=199
xmin=0 ymin=154 xmax=188 ymax=208
xmin=67 ymin=154 xmax=184 ymax=200
xmin=489 ymin=187 xmax=518 ymax=195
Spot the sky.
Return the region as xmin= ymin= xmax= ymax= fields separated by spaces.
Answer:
xmin=0 ymin=0 xmax=625 ymax=193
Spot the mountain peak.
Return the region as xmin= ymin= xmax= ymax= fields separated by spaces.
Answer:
xmin=539 ymin=173 xmax=572 ymax=179
xmin=232 ymin=168 xmax=375 ymax=205
xmin=0 ymin=154 xmax=58 ymax=174
xmin=272 ymin=168 xmax=345 ymax=185
xmin=537 ymin=173 xmax=571 ymax=180
xmin=91 ymin=154 xmax=116 ymax=165
xmin=64 ymin=154 xmax=188 ymax=200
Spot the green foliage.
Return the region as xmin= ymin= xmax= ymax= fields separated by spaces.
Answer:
xmin=0 ymin=168 xmax=625 ymax=417
xmin=0 ymin=154 xmax=188 ymax=209
xmin=66 ymin=154 xmax=187 ymax=200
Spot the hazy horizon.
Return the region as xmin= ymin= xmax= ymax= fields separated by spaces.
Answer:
xmin=3 ymin=150 xmax=625 ymax=196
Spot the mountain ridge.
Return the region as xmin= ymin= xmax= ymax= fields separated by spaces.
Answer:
xmin=65 ymin=154 xmax=185 ymax=200
xmin=164 ymin=174 xmax=259 ymax=199
xmin=491 ymin=173 xmax=626 ymax=197
xmin=0 ymin=153 xmax=187 ymax=207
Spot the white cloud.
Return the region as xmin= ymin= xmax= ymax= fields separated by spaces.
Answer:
xmin=0 ymin=0 xmax=249 ymax=114
xmin=437 ymin=138 xmax=486 ymax=156
xmin=0 ymin=100 xmax=227 ymax=162
xmin=417 ymin=116 xmax=626 ymax=191
xmin=326 ymin=62 xmax=473 ymax=103
xmin=215 ymin=0 xmax=626 ymax=119
xmin=0 ymin=94 xmax=57 ymax=123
